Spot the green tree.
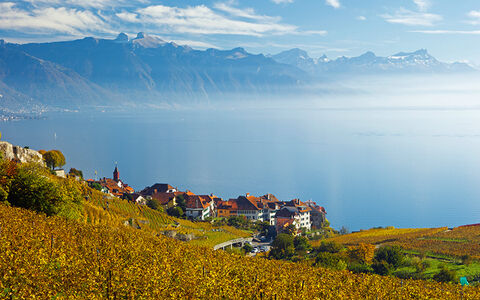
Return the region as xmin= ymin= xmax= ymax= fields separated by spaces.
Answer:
xmin=242 ymin=243 xmax=253 ymax=254
xmin=227 ymin=215 xmax=249 ymax=229
xmin=176 ymin=194 xmax=186 ymax=212
xmin=374 ymin=245 xmax=403 ymax=269
xmin=293 ymin=235 xmax=311 ymax=254
xmin=315 ymin=252 xmax=347 ymax=270
xmin=269 ymin=233 xmax=295 ymax=260
xmin=283 ymin=223 xmax=297 ymax=235
xmin=317 ymin=241 xmax=343 ymax=254
xmin=433 ymin=265 xmax=456 ymax=283
xmin=90 ymin=182 xmax=103 ymax=191
xmin=8 ymin=163 xmax=62 ymax=216
xmin=146 ymin=198 xmax=161 ymax=211
xmin=43 ymin=150 xmax=66 ymax=170
xmin=372 ymin=260 xmax=394 ymax=276
xmin=68 ymin=168 xmax=83 ymax=178
xmin=167 ymin=206 xmax=184 ymax=218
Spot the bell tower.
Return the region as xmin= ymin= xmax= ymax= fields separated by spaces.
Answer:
xmin=113 ymin=162 xmax=120 ymax=182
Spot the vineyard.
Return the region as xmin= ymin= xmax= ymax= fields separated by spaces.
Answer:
xmin=1 ymin=204 xmax=480 ymax=299
xmin=320 ymin=226 xmax=480 ymax=259
xmin=81 ymin=188 xmax=250 ymax=248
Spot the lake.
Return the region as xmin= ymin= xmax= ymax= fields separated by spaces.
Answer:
xmin=3 ymin=104 xmax=480 ymax=231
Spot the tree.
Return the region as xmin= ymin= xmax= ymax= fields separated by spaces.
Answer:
xmin=339 ymin=226 xmax=349 ymax=235
xmin=372 ymin=260 xmax=393 ymax=276
xmin=315 ymin=252 xmax=347 ymax=270
xmin=433 ymin=266 xmax=456 ymax=283
xmin=167 ymin=206 xmax=184 ymax=218
xmin=227 ymin=215 xmax=249 ymax=229
xmin=283 ymin=223 xmax=297 ymax=235
xmin=269 ymin=233 xmax=295 ymax=260
xmin=256 ymin=221 xmax=276 ymax=239
xmin=374 ymin=245 xmax=403 ymax=269
xmin=176 ymin=194 xmax=186 ymax=212
xmin=317 ymin=241 xmax=343 ymax=254
xmin=90 ymin=182 xmax=103 ymax=191
xmin=146 ymin=198 xmax=161 ymax=211
xmin=242 ymin=243 xmax=253 ymax=254
xmin=68 ymin=168 xmax=83 ymax=178
xmin=8 ymin=163 xmax=62 ymax=216
xmin=348 ymin=243 xmax=376 ymax=264
xmin=293 ymin=235 xmax=311 ymax=254
xmin=43 ymin=150 xmax=66 ymax=170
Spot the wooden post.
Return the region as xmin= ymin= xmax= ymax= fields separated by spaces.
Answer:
xmin=49 ymin=234 xmax=54 ymax=260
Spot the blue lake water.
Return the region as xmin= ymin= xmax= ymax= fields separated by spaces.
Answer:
xmin=3 ymin=107 xmax=480 ymax=231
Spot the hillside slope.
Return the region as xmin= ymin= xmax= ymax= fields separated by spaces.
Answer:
xmin=1 ymin=204 xmax=478 ymax=299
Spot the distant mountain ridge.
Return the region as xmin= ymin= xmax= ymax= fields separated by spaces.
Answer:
xmin=0 ymin=32 xmax=306 ymax=110
xmin=0 ymin=33 xmax=476 ymax=111
xmin=272 ymin=48 xmax=474 ymax=75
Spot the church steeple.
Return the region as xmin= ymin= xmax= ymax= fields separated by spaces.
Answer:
xmin=113 ymin=163 xmax=120 ymax=182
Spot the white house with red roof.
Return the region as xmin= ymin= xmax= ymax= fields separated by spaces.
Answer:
xmin=184 ymin=194 xmax=216 ymax=220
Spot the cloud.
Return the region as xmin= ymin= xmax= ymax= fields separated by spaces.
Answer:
xmin=271 ymin=0 xmax=294 ymax=4
xmin=0 ymin=1 xmax=327 ymax=41
xmin=0 ymin=2 xmax=111 ymax=35
xmin=122 ymin=4 xmax=325 ymax=37
xmin=170 ymin=39 xmax=218 ymax=49
xmin=412 ymin=30 xmax=480 ymax=35
xmin=213 ymin=3 xmax=279 ymax=22
xmin=357 ymin=16 xmax=366 ymax=21
xmin=413 ymin=0 xmax=430 ymax=11
xmin=325 ymin=0 xmax=340 ymax=9
xmin=466 ymin=10 xmax=480 ymax=25
xmin=382 ymin=8 xmax=442 ymax=26
xmin=22 ymin=0 xmax=144 ymax=9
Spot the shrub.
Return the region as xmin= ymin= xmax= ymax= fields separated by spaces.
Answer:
xmin=374 ymin=245 xmax=403 ymax=268
xmin=270 ymin=233 xmax=295 ymax=260
xmin=146 ymin=198 xmax=161 ymax=211
xmin=348 ymin=263 xmax=374 ymax=274
xmin=347 ymin=243 xmax=376 ymax=264
xmin=317 ymin=241 xmax=343 ymax=254
xmin=372 ymin=260 xmax=393 ymax=276
xmin=242 ymin=243 xmax=253 ymax=254
xmin=315 ymin=252 xmax=346 ymax=270
xmin=6 ymin=162 xmax=82 ymax=218
xmin=433 ymin=266 xmax=457 ymax=283
xmin=294 ymin=235 xmax=311 ymax=253
xmin=167 ymin=206 xmax=184 ymax=218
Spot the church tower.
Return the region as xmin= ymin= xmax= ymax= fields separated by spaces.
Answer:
xmin=113 ymin=163 xmax=120 ymax=182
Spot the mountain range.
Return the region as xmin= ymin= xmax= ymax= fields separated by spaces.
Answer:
xmin=271 ymin=48 xmax=474 ymax=76
xmin=0 ymin=33 xmax=475 ymax=111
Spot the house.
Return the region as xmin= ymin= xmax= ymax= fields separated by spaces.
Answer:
xmin=140 ymin=183 xmax=177 ymax=195
xmin=235 ymin=194 xmax=263 ymax=221
xmin=304 ymin=200 xmax=327 ymax=229
xmin=274 ymin=199 xmax=312 ymax=233
xmin=216 ymin=200 xmax=238 ymax=218
xmin=149 ymin=192 xmax=178 ymax=209
xmin=275 ymin=207 xmax=303 ymax=234
xmin=221 ymin=193 xmax=281 ymax=224
xmin=184 ymin=194 xmax=215 ymax=220
xmin=132 ymin=193 xmax=147 ymax=205
xmin=283 ymin=199 xmax=312 ymax=231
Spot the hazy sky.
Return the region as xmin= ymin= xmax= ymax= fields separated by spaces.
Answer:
xmin=1 ymin=0 xmax=480 ymax=63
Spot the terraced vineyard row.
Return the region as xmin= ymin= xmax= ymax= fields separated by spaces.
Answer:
xmin=321 ymin=226 xmax=480 ymax=258
xmin=1 ymin=204 xmax=479 ymax=299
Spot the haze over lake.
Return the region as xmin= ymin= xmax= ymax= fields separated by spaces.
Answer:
xmin=4 ymin=77 xmax=480 ymax=231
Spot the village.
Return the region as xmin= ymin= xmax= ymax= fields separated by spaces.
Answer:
xmin=85 ymin=165 xmax=328 ymax=242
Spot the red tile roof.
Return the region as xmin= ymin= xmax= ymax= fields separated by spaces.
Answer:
xmin=150 ymin=192 xmax=177 ymax=205
xmin=185 ymin=195 xmax=213 ymax=209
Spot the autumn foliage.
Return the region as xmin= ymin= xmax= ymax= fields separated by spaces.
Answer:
xmin=1 ymin=204 xmax=480 ymax=299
